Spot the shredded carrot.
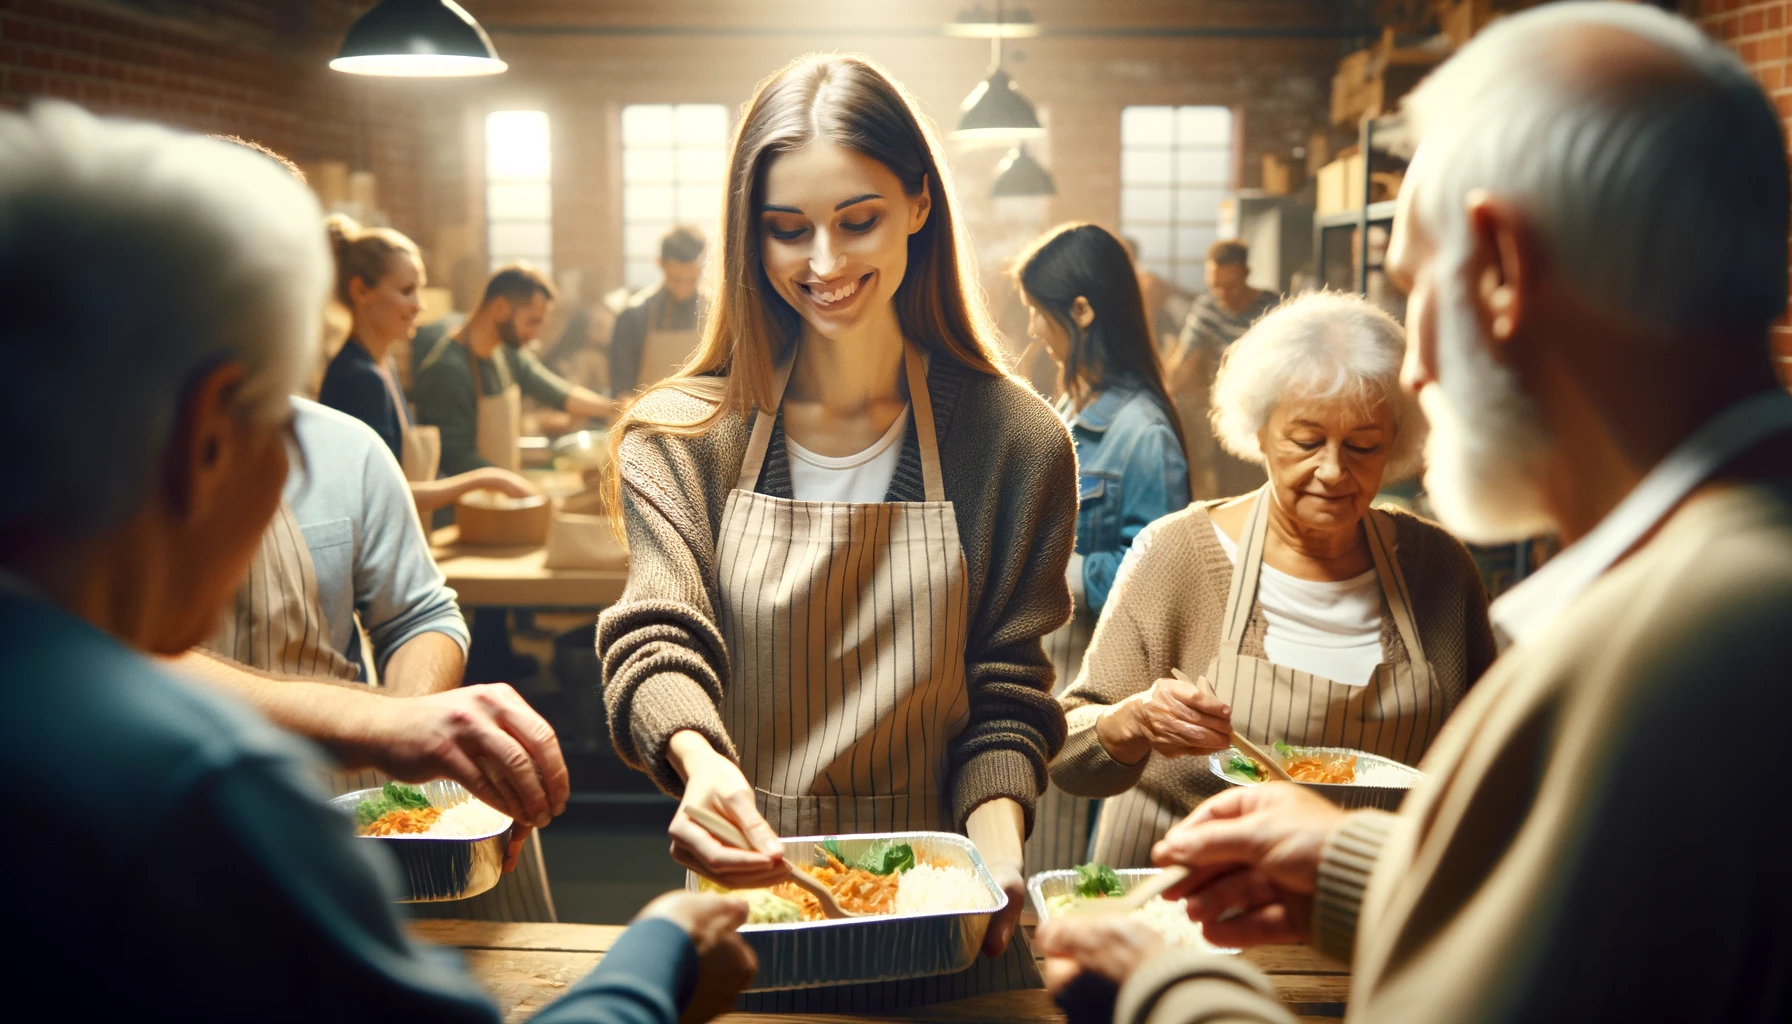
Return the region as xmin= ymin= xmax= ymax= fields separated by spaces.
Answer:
xmin=361 ymin=806 xmax=442 ymax=836
xmin=1283 ymin=753 xmax=1356 ymax=784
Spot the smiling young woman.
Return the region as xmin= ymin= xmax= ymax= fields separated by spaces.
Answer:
xmin=597 ymin=54 xmax=1077 ymax=1009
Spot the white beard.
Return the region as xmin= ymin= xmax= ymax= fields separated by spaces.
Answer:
xmin=1419 ymin=249 xmax=1557 ymax=544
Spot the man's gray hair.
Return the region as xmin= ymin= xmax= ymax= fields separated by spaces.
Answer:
xmin=1210 ymin=290 xmax=1425 ymax=480
xmin=1404 ymin=2 xmax=1789 ymax=342
xmin=0 ymin=103 xmax=329 ymax=536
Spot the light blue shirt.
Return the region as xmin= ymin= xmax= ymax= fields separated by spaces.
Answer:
xmin=286 ymin=397 xmax=469 ymax=677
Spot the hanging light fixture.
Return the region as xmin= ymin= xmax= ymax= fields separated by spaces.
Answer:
xmin=991 ymin=144 xmax=1055 ymax=197
xmin=331 ymin=0 xmax=507 ymax=77
xmin=951 ymin=1 xmax=1045 ymax=143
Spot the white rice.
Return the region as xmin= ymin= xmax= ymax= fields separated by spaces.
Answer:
xmin=1130 ymin=896 xmax=1221 ymax=951
xmin=426 ymin=799 xmax=511 ymax=838
xmin=894 ymin=863 xmax=997 ymax=915
xmin=1353 ymin=758 xmax=1418 ymax=788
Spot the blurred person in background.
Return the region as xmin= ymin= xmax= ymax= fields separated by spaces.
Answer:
xmin=1169 ymin=240 xmax=1280 ymax=499
xmin=543 ymin=295 xmax=620 ymax=397
xmin=608 ymin=225 xmax=710 ymax=396
xmin=1012 ymin=222 xmax=1192 ymax=873
xmin=1051 ymin=291 xmax=1494 ymax=868
xmin=1039 ymin=6 xmax=1792 ymax=1022
xmin=319 ymin=215 xmax=539 ymax=514
xmin=0 ymin=102 xmax=754 ymax=1023
xmin=1122 ymin=234 xmax=1180 ymax=355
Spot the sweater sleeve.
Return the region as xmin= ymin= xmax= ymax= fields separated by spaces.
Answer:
xmin=1115 ymin=949 xmax=1298 ymax=1024
xmin=1311 ymin=810 xmax=1396 ymax=963
xmin=595 ymin=419 xmax=737 ymax=795
xmin=947 ymin=412 xmax=1078 ymax=837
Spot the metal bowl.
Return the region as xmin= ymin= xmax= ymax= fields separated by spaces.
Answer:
xmin=1028 ymin=868 xmax=1237 ymax=954
xmin=685 ymin=831 xmax=1007 ymax=992
xmin=1207 ymin=745 xmax=1422 ymax=811
xmin=329 ymin=780 xmax=513 ymax=903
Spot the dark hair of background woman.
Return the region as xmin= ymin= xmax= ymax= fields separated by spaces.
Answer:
xmin=1014 ymin=222 xmax=1191 ymax=489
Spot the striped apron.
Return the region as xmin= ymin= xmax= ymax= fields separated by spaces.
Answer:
xmin=202 ymin=503 xmax=555 ymax=921
xmin=1027 ymin=551 xmax=1098 ymax=875
xmin=718 ymin=343 xmax=1041 ymax=1010
xmin=1092 ymin=488 xmax=1441 ymax=867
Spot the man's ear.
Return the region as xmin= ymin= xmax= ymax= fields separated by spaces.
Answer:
xmin=1464 ymin=189 xmax=1540 ymax=352
xmin=163 ymin=362 xmax=247 ymax=525
xmin=908 ymin=175 xmax=933 ymax=235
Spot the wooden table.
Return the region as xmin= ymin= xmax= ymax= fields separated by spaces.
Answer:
xmin=419 ymin=920 xmax=1349 ymax=1023
xmin=431 ymin=526 xmax=627 ymax=608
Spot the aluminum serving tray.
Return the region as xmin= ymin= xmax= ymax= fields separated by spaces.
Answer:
xmin=1207 ymin=745 xmax=1423 ymax=811
xmin=330 ymin=779 xmax=512 ymax=903
xmin=686 ymin=830 xmax=1006 ymax=992
xmin=1028 ymin=868 xmax=1236 ymax=954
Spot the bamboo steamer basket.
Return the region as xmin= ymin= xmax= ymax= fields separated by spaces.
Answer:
xmin=455 ymin=490 xmax=551 ymax=547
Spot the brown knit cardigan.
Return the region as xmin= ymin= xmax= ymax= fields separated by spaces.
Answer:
xmin=1051 ymin=500 xmax=1497 ymax=816
xmin=596 ymin=357 xmax=1078 ymax=834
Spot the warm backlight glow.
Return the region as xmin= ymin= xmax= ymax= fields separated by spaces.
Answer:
xmin=329 ymin=54 xmax=507 ymax=77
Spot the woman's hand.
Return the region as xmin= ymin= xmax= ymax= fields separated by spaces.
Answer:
xmin=965 ymin=799 xmax=1026 ymax=958
xmin=469 ymin=466 xmax=540 ymax=499
xmin=666 ymin=731 xmax=787 ymax=888
xmin=1094 ymin=674 xmax=1232 ymax=764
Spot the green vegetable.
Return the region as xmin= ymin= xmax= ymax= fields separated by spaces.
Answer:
xmin=1073 ymin=862 xmax=1124 ymax=899
xmin=1226 ymin=755 xmax=1263 ymax=783
xmin=819 ymin=838 xmax=916 ymax=875
xmin=741 ymin=889 xmax=803 ymax=924
xmin=1273 ymin=741 xmax=1296 ymax=758
xmin=353 ymin=782 xmax=432 ymax=828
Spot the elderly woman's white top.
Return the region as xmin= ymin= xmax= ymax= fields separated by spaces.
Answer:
xmin=1211 ymin=520 xmax=1384 ymax=686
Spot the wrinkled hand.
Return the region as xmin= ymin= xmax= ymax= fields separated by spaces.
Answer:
xmin=667 ymin=732 xmax=786 ymax=888
xmin=1152 ymin=782 xmax=1347 ymax=947
xmin=471 ymin=467 xmax=541 ymax=499
xmin=1036 ymin=914 xmax=1166 ymax=994
xmin=981 ymin=859 xmax=1026 ymax=958
xmin=1096 ymin=674 xmax=1232 ymax=764
xmin=359 ymin=683 xmax=570 ymax=830
xmin=635 ymin=891 xmax=757 ymax=1024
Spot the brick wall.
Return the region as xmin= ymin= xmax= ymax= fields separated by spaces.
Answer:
xmin=1695 ymin=0 xmax=1792 ymax=373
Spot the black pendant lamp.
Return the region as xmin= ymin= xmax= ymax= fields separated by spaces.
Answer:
xmin=951 ymin=1 xmax=1045 ymax=143
xmin=991 ymin=144 xmax=1055 ymax=197
xmin=331 ymin=0 xmax=507 ymax=77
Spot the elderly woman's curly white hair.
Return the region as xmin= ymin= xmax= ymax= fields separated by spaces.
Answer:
xmin=1209 ymin=290 xmax=1426 ymax=480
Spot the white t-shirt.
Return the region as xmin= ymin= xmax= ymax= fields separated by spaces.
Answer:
xmin=786 ymin=406 xmax=910 ymax=503
xmin=1212 ymin=520 xmax=1385 ymax=687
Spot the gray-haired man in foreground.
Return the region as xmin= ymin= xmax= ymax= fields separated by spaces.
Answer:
xmin=0 ymin=103 xmax=751 ymax=1021
xmin=1039 ymin=5 xmax=1792 ymax=1021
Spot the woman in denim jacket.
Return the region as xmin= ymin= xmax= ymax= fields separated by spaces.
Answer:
xmin=1013 ymin=223 xmax=1191 ymax=872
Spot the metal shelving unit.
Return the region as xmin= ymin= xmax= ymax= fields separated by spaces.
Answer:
xmin=1312 ymin=115 xmax=1401 ymax=294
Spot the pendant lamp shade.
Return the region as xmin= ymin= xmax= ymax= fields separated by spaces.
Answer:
xmin=953 ymin=68 xmax=1045 ymax=142
xmin=331 ymin=0 xmax=507 ymax=77
xmin=991 ymin=144 xmax=1055 ymax=197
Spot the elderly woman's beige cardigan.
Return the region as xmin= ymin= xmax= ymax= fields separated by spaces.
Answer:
xmin=1051 ymin=500 xmax=1496 ymax=864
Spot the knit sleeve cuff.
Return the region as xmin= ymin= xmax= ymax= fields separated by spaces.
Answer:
xmin=1115 ymin=948 xmax=1294 ymax=1024
xmin=1049 ymin=707 xmax=1151 ymax=798
xmin=1311 ymin=810 xmax=1396 ymax=964
xmin=621 ymin=672 xmax=739 ymax=797
xmin=950 ymin=746 xmax=1043 ymax=836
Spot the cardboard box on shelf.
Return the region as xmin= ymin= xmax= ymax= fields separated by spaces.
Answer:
xmin=1317 ymin=153 xmax=1365 ymax=216
xmin=1261 ymin=154 xmax=1293 ymax=197
xmin=1331 ymin=27 xmax=1446 ymax=127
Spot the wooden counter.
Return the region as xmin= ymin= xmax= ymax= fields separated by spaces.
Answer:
xmin=419 ymin=920 xmax=1348 ymax=1023
xmin=431 ymin=526 xmax=627 ymax=608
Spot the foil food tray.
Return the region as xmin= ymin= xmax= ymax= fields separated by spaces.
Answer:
xmin=1028 ymin=867 xmax=1236 ymax=954
xmin=329 ymin=779 xmax=512 ymax=903
xmin=1207 ymin=745 xmax=1423 ymax=811
xmin=685 ymin=830 xmax=1007 ymax=992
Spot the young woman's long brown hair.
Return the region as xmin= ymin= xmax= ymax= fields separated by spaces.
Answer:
xmin=603 ymin=54 xmax=1006 ymax=526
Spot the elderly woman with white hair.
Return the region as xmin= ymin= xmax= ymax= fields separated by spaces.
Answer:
xmin=1051 ymin=290 xmax=1496 ymax=866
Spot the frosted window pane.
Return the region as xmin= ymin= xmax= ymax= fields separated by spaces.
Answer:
xmin=623 ymin=105 xmax=673 ymax=146
xmin=1174 ymin=262 xmax=1206 ymax=291
xmin=626 ymin=223 xmax=669 ymax=260
xmin=486 ymin=111 xmax=550 ymax=180
xmin=1129 ymin=226 xmax=1172 ymax=265
xmin=1176 ymin=187 xmax=1227 ymax=221
xmin=624 ymin=147 xmax=675 ymax=185
xmin=1176 ymin=227 xmax=1218 ymax=263
xmin=625 ymin=185 xmax=674 ymax=221
xmin=1121 ymin=187 xmax=1173 ymax=224
xmin=489 ymin=221 xmax=551 ymax=257
xmin=1178 ymin=107 xmax=1231 ymax=145
xmin=1122 ymin=106 xmax=1174 ymax=144
xmin=676 ymin=184 xmax=722 ymax=224
xmin=1176 ymin=149 xmax=1229 ymax=186
xmin=1121 ymin=148 xmax=1172 ymax=186
xmin=677 ymin=147 xmax=726 ymax=183
xmin=675 ymin=104 xmax=729 ymax=145
xmin=487 ymin=182 xmax=550 ymax=220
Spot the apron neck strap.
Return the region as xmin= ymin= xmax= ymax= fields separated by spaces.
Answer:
xmin=1362 ymin=508 xmax=1433 ymax=677
xmin=1218 ymin=487 xmax=1274 ymax=650
xmin=734 ymin=341 xmax=944 ymax=501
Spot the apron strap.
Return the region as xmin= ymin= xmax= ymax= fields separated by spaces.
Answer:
xmin=1218 ymin=487 xmax=1273 ymax=651
xmin=1363 ymin=508 xmax=1435 ymax=688
xmin=736 ymin=356 xmax=796 ymax=492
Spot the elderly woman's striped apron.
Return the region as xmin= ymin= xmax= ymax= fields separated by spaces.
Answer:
xmin=717 ymin=344 xmax=1040 ymax=1011
xmin=201 ymin=502 xmax=555 ymax=922
xmin=1026 ymin=563 xmax=1098 ymax=875
xmin=1092 ymin=487 xmax=1442 ymax=866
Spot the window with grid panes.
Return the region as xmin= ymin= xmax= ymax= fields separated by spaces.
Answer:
xmin=1119 ymin=106 xmax=1233 ymax=293
xmin=622 ymin=104 xmax=728 ymax=291
xmin=485 ymin=111 xmax=553 ymax=274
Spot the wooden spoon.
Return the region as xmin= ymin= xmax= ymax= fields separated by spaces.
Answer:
xmin=1171 ymin=667 xmax=1296 ymax=783
xmin=1062 ymin=865 xmax=1192 ymax=918
xmin=680 ymin=802 xmax=860 ymax=919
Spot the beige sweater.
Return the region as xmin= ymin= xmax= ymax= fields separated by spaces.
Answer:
xmin=1052 ymin=502 xmax=1496 ymax=807
xmin=1119 ymin=483 xmax=1792 ymax=1024
xmin=595 ymin=357 xmax=1077 ymax=833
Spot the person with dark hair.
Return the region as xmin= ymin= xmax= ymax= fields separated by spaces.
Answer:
xmin=1169 ymin=239 xmax=1280 ymax=499
xmin=609 ymin=225 xmax=710 ymax=395
xmin=597 ymin=53 xmax=1077 ymax=1010
xmin=1011 ymin=222 xmax=1192 ymax=873
xmin=413 ymin=262 xmax=614 ymax=480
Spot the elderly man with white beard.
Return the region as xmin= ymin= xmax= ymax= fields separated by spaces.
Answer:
xmin=1034 ymin=5 xmax=1792 ymax=1022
